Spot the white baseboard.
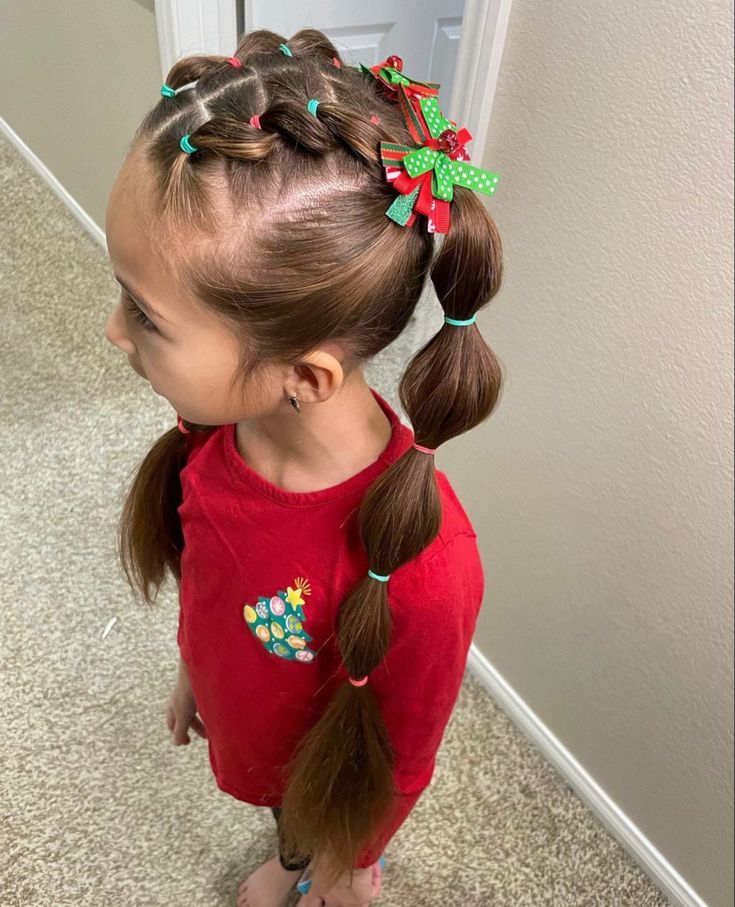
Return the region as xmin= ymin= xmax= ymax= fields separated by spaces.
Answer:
xmin=467 ymin=644 xmax=709 ymax=907
xmin=0 ymin=115 xmax=107 ymax=251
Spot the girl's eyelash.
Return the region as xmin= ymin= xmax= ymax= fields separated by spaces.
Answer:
xmin=123 ymin=294 xmax=157 ymax=332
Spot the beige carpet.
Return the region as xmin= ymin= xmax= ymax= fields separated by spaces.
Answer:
xmin=0 ymin=134 xmax=672 ymax=906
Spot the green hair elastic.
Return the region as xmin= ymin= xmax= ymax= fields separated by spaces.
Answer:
xmin=444 ymin=314 xmax=477 ymax=326
xmin=160 ymin=83 xmax=176 ymax=98
xmin=278 ymin=42 xmax=293 ymax=56
xmin=347 ymin=570 xmax=390 ymax=687
xmin=180 ymin=134 xmax=198 ymax=154
xmin=307 ymin=98 xmax=320 ymax=117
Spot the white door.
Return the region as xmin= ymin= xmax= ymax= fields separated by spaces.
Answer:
xmin=241 ymin=0 xmax=465 ymax=107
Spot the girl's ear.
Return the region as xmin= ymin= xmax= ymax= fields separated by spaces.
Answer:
xmin=294 ymin=348 xmax=346 ymax=402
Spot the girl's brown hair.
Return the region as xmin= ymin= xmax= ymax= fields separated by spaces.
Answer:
xmin=116 ymin=27 xmax=503 ymax=889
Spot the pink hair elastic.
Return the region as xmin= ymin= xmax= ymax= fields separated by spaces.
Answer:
xmin=413 ymin=442 xmax=437 ymax=455
xmin=249 ymin=114 xmax=262 ymax=129
xmin=349 ymin=676 xmax=368 ymax=686
xmin=332 ymin=56 xmax=342 ymax=68
xmin=370 ymin=114 xmax=381 ymax=125
xmin=177 ymin=414 xmax=191 ymax=434
xmin=226 ymin=56 xmax=242 ymax=68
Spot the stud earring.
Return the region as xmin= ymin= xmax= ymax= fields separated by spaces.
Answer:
xmin=288 ymin=394 xmax=301 ymax=414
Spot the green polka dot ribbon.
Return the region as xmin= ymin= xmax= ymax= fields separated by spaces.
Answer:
xmin=378 ymin=86 xmax=500 ymax=233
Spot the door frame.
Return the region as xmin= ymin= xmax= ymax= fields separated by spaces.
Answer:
xmin=153 ymin=0 xmax=512 ymax=166
xmin=154 ymin=0 xmax=239 ymax=79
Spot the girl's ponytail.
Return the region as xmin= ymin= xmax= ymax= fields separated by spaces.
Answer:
xmin=276 ymin=187 xmax=503 ymax=888
xmin=117 ymin=425 xmax=189 ymax=605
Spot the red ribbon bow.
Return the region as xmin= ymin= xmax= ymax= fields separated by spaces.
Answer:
xmin=380 ymin=88 xmax=478 ymax=233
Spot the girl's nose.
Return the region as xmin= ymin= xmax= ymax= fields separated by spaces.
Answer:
xmin=104 ymin=303 xmax=135 ymax=355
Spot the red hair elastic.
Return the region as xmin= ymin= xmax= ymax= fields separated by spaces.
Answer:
xmin=226 ymin=56 xmax=241 ymax=68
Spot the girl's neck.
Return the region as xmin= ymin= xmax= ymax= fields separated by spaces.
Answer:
xmin=234 ymin=378 xmax=393 ymax=494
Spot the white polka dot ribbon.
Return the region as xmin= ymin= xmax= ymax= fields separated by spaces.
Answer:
xmin=401 ymin=97 xmax=499 ymax=202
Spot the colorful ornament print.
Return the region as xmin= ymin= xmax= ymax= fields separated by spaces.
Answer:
xmin=243 ymin=576 xmax=317 ymax=662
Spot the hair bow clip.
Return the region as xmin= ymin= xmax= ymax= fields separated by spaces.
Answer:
xmin=379 ymin=85 xmax=499 ymax=233
xmin=358 ymin=55 xmax=441 ymax=105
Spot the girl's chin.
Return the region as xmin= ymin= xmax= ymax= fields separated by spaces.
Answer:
xmin=153 ymin=386 xmax=177 ymax=410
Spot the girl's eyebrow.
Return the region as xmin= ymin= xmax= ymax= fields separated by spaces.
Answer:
xmin=114 ymin=275 xmax=170 ymax=322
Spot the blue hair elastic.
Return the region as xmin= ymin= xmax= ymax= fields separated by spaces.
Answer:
xmin=307 ymin=98 xmax=320 ymax=117
xmin=180 ymin=134 xmax=198 ymax=154
xmin=444 ymin=314 xmax=477 ymax=326
xmin=160 ymin=84 xmax=176 ymax=98
xmin=278 ymin=42 xmax=293 ymax=56
xmin=368 ymin=569 xmax=391 ymax=582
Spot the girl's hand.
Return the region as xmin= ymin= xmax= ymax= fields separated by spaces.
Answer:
xmin=302 ymin=859 xmax=382 ymax=907
xmin=165 ymin=666 xmax=207 ymax=745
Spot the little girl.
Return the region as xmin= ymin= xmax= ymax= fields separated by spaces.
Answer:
xmin=104 ymin=26 xmax=503 ymax=907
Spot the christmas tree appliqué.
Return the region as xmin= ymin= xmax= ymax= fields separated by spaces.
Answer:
xmin=243 ymin=576 xmax=317 ymax=662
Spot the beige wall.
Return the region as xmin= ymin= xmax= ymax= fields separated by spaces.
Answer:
xmin=1 ymin=1 xmax=733 ymax=904
xmin=0 ymin=0 xmax=160 ymax=229
xmin=465 ymin=2 xmax=733 ymax=905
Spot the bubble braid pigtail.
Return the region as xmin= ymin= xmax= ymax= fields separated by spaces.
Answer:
xmin=276 ymin=184 xmax=504 ymax=889
xmin=116 ymin=414 xmax=215 ymax=608
xmin=117 ymin=426 xmax=188 ymax=607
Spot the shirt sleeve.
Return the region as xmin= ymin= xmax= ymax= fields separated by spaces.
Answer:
xmin=352 ymin=531 xmax=485 ymax=867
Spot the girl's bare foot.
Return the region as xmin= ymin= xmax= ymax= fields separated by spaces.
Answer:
xmin=236 ymin=854 xmax=309 ymax=907
xmin=293 ymin=860 xmax=383 ymax=905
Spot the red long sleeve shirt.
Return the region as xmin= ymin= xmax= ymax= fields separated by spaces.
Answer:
xmin=176 ymin=386 xmax=485 ymax=868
